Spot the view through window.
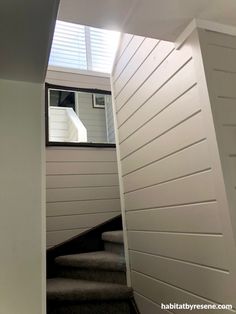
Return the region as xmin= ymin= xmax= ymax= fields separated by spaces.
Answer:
xmin=47 ymin=85 xmax=115 ymax=144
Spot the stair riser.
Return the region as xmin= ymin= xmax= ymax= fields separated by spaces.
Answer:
xmin=57 ymin=267 xmax=126 ymax=284
xmin=104 ymin=241 xmax=124 ymax=255
xmin=47 ymin=301 xmax=131 ymax=314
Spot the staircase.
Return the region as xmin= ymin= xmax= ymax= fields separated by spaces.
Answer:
xmin=47 ymin=230 xmax=133 ymax=313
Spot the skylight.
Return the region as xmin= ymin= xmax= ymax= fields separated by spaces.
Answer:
xmin=49 ymin=20 xmax=120 ymax=74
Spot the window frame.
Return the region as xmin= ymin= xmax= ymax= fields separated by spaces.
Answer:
xmin=45 ymin=83 xmax=115 ymax=148
xmin=49 ymin=21 xmax=120 ymax=74
xmin=92 ymin=94 xmax=106 ymax=109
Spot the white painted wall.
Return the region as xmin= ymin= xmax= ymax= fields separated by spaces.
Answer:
xmin=0 ymin=79 xmax=45 ymax=314
xmin=112 ymin=31 xmax=236 ymax=312
xmin=46 ymin=147 xmax=121 ymax=248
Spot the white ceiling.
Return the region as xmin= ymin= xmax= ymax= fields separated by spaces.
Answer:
xmin=0 ymin=0 xmax=59 ymax=82
xmin=58 ymin=0 xmax=236 ymax=41
xmin=1 ymin=0 xmax=236 ymax=83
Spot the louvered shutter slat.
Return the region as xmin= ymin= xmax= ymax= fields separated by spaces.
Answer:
xmin=49 ymin=20 xmax=120 ymax=73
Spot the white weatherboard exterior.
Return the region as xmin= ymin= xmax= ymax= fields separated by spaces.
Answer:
xmin=49 ymin=107 xmax=87 ymax=143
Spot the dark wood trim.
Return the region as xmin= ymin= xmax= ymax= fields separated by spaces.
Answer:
xmin=45 ymin=83 xmax=49 ymax=145
xmin=45 ymin=83 xmax=114 ymax=147
xmin=129 ymin=297 xmax=141 ymax=314
xmin=45 ymin=82 xmax=112 ymax=95
xmin=47 ymin=215 xmax=122 ymax=278
xmin=46 ymin=142 xmax=116 ymax=148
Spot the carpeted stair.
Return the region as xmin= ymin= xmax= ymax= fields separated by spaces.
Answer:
xmin=47 ymin=230 xmax=133 ymax=313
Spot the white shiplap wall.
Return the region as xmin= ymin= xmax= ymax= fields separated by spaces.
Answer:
xmin=199 ymin=29 xmax=236 ymax=246
xmin=112 ymin=31 xmax=236 ymax=312
xmin=46 ymin=147 xmax=121 ymax=248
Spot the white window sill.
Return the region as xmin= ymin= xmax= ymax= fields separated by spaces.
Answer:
xmin=47 ymin=66 xmax=111 ymax=78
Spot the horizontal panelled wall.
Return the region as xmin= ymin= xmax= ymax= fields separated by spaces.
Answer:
xmin=112 ymin=31 xmax=236 ymax=312
xmin=199 ymin=29 xmax=236 ymax=247
xmin=46 ymin=147 xmax=121 ymax=248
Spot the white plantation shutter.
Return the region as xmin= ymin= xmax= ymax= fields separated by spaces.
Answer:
xmin=89 ymin=27 xmax=119 ymax=73
xmin=49 ymin=20 xmax=120 ymax=73
xmin=49 ymin=21 xmax=87 ymax=69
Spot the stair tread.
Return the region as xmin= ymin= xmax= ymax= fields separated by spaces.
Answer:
xmin=55 ymin=251 xmax=126 ymax=271
xmin=47 ymin=278 xmax=132 ymax=302
xmin=102 ymin=230 xmax=124 ymax=244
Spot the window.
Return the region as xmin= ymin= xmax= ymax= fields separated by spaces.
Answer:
xmin=93 ymin=94 xmax=106 ymax=108
xmin=49 ymin=20 xmax=120 ymax=73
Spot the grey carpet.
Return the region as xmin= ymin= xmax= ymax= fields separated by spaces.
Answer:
xmin=102 ymin=230 xmax=124 ymax=244
xmin=55 ymin=251 xmax=126 ymax=271
xmin=47 ymin=230 xmax=132 ymax=313
xmin=47 ymin=278 xmax=132 ymax=302
xmin=56 ymin=267 xmax=126 ymax=284
xmin=104 ymin=241 xmax=125 ymax=255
